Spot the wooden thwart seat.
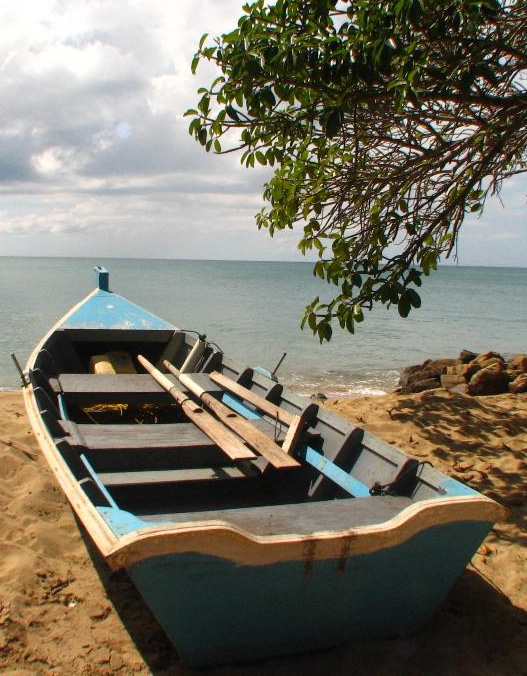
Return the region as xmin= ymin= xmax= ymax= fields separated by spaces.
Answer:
xmin=99 ymin=464 xmax=261 ymax=487
xmin=58 ymin=420 xmax=215 ymax=451
xmin=50 ymin=373 xmax=178 ymax=404
xmin=57 ymin=419 xmax=285 ymax=453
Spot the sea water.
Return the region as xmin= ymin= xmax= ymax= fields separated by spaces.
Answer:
xmin=1 ymin=257 xmax=526 ymax=396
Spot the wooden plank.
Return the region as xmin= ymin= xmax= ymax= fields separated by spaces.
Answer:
xmin=57 ymin=420 xmax=218 ymax=451
xmin=51 ymin=373 xmax=176 ymax=405
xmin=174 ymin=368 xmax=300 ymax=469
xmin=282 ymin=403 xmax=318 ymax=455
xmin=179 ymin=338 xmax=207 ymax=374
xmin=60 ymin=328 xmax=174 ymax=343
xmin=99 ymin=465 xmax=260 ymax=487
xmin=55 ymin=373 xmax=175 ymax=394
xmin=156 ymin=331 xmax=184 ymax=371
xmin=140 ymin=495 xmax=415 ymax=534
xmin=209 ymin=371 xmax=295 ymax=426
xmin=138 ymin=355 xmax=256 ymax=462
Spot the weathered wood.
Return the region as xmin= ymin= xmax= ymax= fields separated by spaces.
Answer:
xmin=60 ymin=328 xmax=174 ymax=343
xmin=140 ymin=495 xmax=415 ymax=534
xmin=201 ymin=349 xmax=222 ymax=373
xmin=138 ymin=355 xmax=256 ymax=462
xmin=58 ymin=420 xmax=218 ymax=451
xmin=99 ymin=465 xmax=260 ymax=487
xmin=156 ymin=331 xmax=185 ymax=371
xmin=209 ymin=371 xmax=295 ymax=426
xmin=172 ymin=367 xmax=301 ymax=470
xmin=50 ymin=373 xmax=176 ymax=405
xmin=264 ymin=381 xmax=283 ymax=401
xmin=179 ymin=338 xmax=207 ymax=374
xmin=282 ymin=403 xmax=319 ymax=455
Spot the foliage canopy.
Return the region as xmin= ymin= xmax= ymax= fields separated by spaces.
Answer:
xmin=188 ymin=0 xmax=527 ymax=341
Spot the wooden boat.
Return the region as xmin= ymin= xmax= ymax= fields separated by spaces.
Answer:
xmin=22 ymin=266 xmax=505 ymax=666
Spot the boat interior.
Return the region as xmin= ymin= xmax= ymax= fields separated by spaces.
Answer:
xmin=29 ymin=327 xmax=452 ymax=532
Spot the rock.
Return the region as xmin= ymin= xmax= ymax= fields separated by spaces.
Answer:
xmin=440 ymin=374 xmax=465 ymax=389
xmin=398 ymin=363 xmax=429 ymax=389
xmin=446 ymin=363 xmax=463 ymax=375
xmin=459 ymin=349 xmax=478 ymax=363
xmin=311 ymin=392 xmax=327 ymax=401
xmin=474 ymin=351 xmax=504 ymax=365
xmin=476 ymin=357 xmax=505 ymax=371
xmin=423 ymin=358 xmax=459 ymax=374
xmin=449 ymin=383 xmax=470 ymax=395
xmin=509 ymin=373 xmax=527 ymax=394
xmin=399 ymin=359 xmax=457 ymax=389
xmin=508 ymin=355 xmax=527 ymax=373
xmin=468 ymin=363 xmax=510 ymax=395
xmin=409 ymin=378 xmax=441 ymax=393
xmin=461 ymin=361 xmax=481 ymax=381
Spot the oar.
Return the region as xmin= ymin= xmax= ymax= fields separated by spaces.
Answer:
xmin=164 ymin=361 xmax=300 ymax=469
xmin=137 ymin=355 xmax=256 ymax=462
xmin=208 ymin=370 xmax=318 ymax=455
xmin=209 ymin=370 xmax=294 ymax=426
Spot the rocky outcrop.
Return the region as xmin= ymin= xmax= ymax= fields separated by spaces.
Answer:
xmin=510 ymin=373 xmax=527 ymax=393
xmin=397 ymin=350 xmax=527 ymax=396
xmin=399 ymin=359 xmax=458 ymax=393
xmin=509 ymin=355 xmax=527 ymax=373
xmin=468 ymin=362 xmax=509 ymax=396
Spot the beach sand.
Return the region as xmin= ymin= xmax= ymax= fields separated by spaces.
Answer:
xmin=0 ymin=389 xmax=526 ymax=675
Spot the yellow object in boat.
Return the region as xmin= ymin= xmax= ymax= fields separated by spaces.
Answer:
xmin=89 ymin=351 xmax=136 ymax=374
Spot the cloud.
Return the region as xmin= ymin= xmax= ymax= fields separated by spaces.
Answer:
xmin=0 ymin=0 xmax=525 ymax=264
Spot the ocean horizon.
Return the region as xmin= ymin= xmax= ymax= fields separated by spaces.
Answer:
xmin=1 ymin=256 xmax=526 ymax=396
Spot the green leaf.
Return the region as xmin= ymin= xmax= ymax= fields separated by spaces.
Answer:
xmin=325 ymin=109 xmax=343 ymax=137
xmin=398 ymin=293 xmax=411 ymax=318
xmin=407 ymin=288 xmax=421 ymax=308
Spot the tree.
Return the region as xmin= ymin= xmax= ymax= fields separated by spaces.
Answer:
xmin=188 ymin=0 xmax=527 ymax=341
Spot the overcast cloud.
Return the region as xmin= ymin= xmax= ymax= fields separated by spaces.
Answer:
xmin=0 ymin=0 xmax=525 ymax=264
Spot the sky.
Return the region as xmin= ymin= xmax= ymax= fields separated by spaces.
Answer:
xmin=0 ymin=0 xmax=525 ymax=265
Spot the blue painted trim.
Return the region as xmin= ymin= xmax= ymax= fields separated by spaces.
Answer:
xmin=298 ymin=446 xmax=371 ymax=497
xmin=221 ymin=392 xmax=262 ymax=420
xmin=97 ymin=506 xmax=172 ymax=538
xmin=94 ymin=266 xmax=109 ymax=291
xmin=57 ymin=394 xmax=69 ymax=420
xmin=80 ymin=455 xmax=119 ymax=509
xmin=439 ymin=477 xmax=480 ymax=498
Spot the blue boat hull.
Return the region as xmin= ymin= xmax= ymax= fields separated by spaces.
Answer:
xmin=128 ymin=518 xmax=492 ymax=666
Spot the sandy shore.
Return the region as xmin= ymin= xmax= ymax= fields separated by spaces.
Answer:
xmin=1 ymin=389 xmax=526 ymax=675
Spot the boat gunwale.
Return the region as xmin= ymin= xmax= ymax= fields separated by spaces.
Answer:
xmin=24 ymin=288 xmax=507 ymax=572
